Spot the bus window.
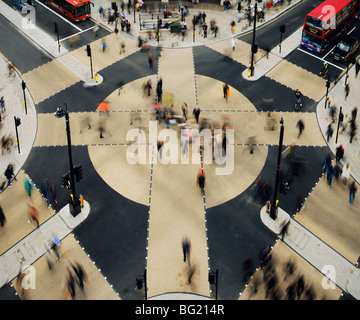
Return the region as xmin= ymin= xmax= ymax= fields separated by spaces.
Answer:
xmin=76 ymin=2 xmax=90 ymax=17
xmin=302 ymin=31 xmax=324 ymax=47
xmin=306 ymin=16 xmax=322 ymax=28
xmin=62 ymin=1 xmax=74 ymax=15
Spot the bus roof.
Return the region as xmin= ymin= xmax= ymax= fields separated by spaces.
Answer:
xmin=307 ymin=0 xmax=355 ymax=21
xmin=64 ymin=0 xmax=90 ymax=5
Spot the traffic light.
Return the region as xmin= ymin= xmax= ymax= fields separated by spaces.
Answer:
xmin=111 ymin=1 xmax=117 ymax=10
xmin=21 ymin=80 xmax=26 ymax=91
xmin=86 ymin=44 xmax=91 ymax=57
xmin=61 ymin=171 xmax=71 ymax=188
xmin=252 ymin=44 xmax=258 ymax=53
xmin=279 ymin=24 xmax=286 ymax=34
xmin=15 ymin=117 xmax=21 ymax=127
xmin=74 ymin=164 xmax=83 ymax=182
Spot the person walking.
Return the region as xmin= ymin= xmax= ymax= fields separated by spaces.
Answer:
xmin=335 ymin=145 xmax=344 ymax=162
xmin=182 ymin=237 xmax=191 ymax=263
xmin=0 ymin=206 xmax=6 ymax=227
xmin=326 ymin=163 xmax=333 ymax=187
xmin=28 ymin=205 xmax=40 ymax=228
xmin=156 ymin=80 xmax=163 ymax=103
xmin=326 ymin=123 xmax=333 ymax=142
xmin=349 ymin=181 xmax=357 ymax=204
xmin=193 ymin=107 xmax=200 ymax=124
xmin=341 ymin=163 xmax=351 ymax=185
xmin=345 ymin=83 xmax=350 ymax=99
xmin=356 ymin=60 xmax=360 ymax=78
xmin=296 ymin=275 xmax=305 ymax=299
xmin=148 ymin=52 xmax=154 ymax=69
xmin=223 ymin=82 xmax=229 ymax=102
xmin=0 ymin=97 xmax=5 ymax=113
xmin=296 ymin=119 xmax=305 ymax=138
xmin=231 ymin=37 xmax=237 ymax=51
xmin=197 ymin=166 xmax=205 ymax=195
xmin=72 ymin=262 xmax=88 ymax=292
xmin=182 ymin=102 xmax=188 ymax=121
xmin=349 ymin=119 xmax=357 ymax=144
xmin=4 ymin=164 xmax=16 ymax=187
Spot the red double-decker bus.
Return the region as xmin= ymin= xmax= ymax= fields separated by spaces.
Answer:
xmin=301 ymin=0 xmax=359 ymax=54
xmin=42 ymin=0 xmax=92 ymax=22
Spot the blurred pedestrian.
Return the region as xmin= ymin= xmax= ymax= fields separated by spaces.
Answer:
xmin=356 ymin=60 xmax=360 ymax=78
xmin=326 ymin=163 xmax=333 ymax=187
xmin=51 ymin=233 xmax=61 ymax=261
xmin=186 ymin=264 xmax=196 ymax=284
xmin=101 ymin=38 xmax=107 ymax=52
xmin=349 ymin=119 xmax=356 ymax=144
xmin=72 ymin=262 xmax=88 ymax=292
xmin=193 ymin=107 xmax=200 ymax=124
xmin=182 ymin=236 xmax=191 ymax=263
xmin=148 ymin=52 xmax=154 ymax=69
xmin=0 ymin=97 xmax=5 ymax=113
xmin=223 ymin=82 xmax=229 ymax=102
xmin=182 ymin=102 xmax=188 ymax=121
xmin=231 ymin=37 xmax=237 ymax=51
xmin=7 ymin=63 xmax=15 ymax=77
xmin=349 ymin=181 xmax=357 ymax=204
xmin=296 ymin=275 xmax=305 ymax=299
xmin=66 ymin=268 xmax=76 ymax=299
xmin=286 ymin=281 xmax=296 ymax=300
xmin=296 ymin=119 xmax=304 ymax=138
xmin=329 ymin=105 xmax=337 ymax=123
xmin=345 ymin=83 xmax=350 ymax=99
xmin=157 ymin=139 xmax=163 ymax=159
xmin=119 ymin=41 xmax=126 ymax=54
xmin=351 ymin=107 xmax=357 ymax=122
xmin=156 ymin=79 xmax=163 ymax=103
xmin=341 ymin=163 xmax=351 ymax=185
xmin=24 ymin=175 xmax=34 ymax=198
xmin=283 ymin=258 xmax=295 ymax=281
xmin=280 ymin=219 xmax=290 ymax=241
xmin=4 ymin=164 xmax=16 ymax=187
xmin=260 ymin=246 xmax=272 ymax=269
xmin=0 ymin=206 xmax=6 ymax=227
xmin=28 ymin=204 xmax=40 ymax=228
xmin=326 ymin=123 xmax=333 ymax=142
xmin=197 ymin=167 xmax=205 ymax=195
xmin=335 ymin=145 xmax=344 ymax=162
xmin=242 ymin=257 xmax=254 ymax=284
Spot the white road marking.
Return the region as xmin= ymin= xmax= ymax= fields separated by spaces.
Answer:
xmin=34 ymin=0 xmax=82 ymax=32
xmin=297 ymin=47 xmax=344 ymax=71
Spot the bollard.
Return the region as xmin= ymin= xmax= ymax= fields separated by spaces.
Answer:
xmin=266 ymin=200 xmax=270 ymax=213
xmin=95 ymin=73 xmax=99 ymax=83
xmin=80 ymin=194 xmax=84 ymax=207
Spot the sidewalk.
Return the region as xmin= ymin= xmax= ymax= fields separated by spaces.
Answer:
xmin=1 ymin=0 xmax=360 ymax=300
xmin=93 ymin=0 xmax=302 ymax=48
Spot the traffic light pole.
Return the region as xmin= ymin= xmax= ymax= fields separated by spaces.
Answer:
xmin=64 ymin=109 xmax=81 ymax=216
xmin=21 ymin=81 xmax=27 ymax=115
xmin=249 ymin=2 xmax=257 ymax=76
xmin=87 ymin=45 xmax=94 ymax=79
xmin=335 ymin=106 xmax=343 ymax=144
xmin=270 ymin=118 xmax=284 ymax=220
xmin=14 ymin=116 xmax=20 ymax=154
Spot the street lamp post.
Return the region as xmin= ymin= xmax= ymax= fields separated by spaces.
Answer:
xmin=270 ymin=117 xmax=284 ymax=220
xmin=54 ymin=103 xmax=81 ymax=217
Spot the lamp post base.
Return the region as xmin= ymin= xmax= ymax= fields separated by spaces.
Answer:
xmin=69 ymin=198 xmax=82 ymax=217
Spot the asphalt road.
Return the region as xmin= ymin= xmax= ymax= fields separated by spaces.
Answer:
xmin=0 ymin=0 xmax=340 ymax=301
